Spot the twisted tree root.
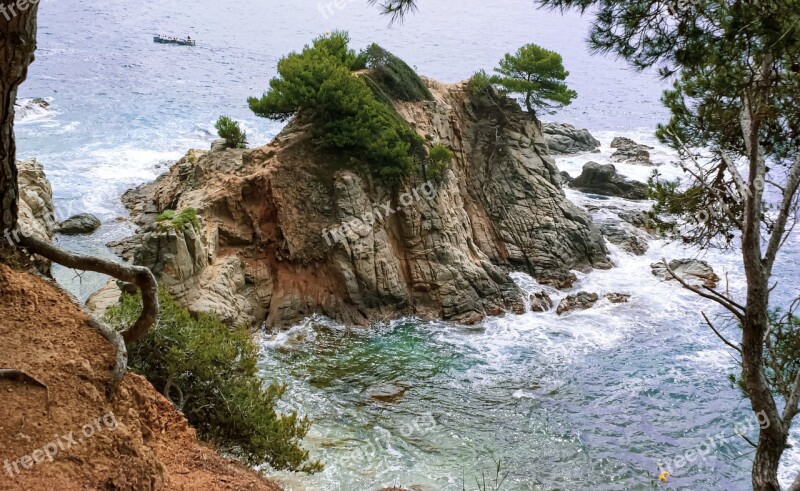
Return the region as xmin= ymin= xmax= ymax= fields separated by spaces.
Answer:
xmin=19 ymin=234 xmax=158 ymax=345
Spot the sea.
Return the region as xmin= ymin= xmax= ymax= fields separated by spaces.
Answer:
xmin=14 ymin=0 xmax=800 ymax=489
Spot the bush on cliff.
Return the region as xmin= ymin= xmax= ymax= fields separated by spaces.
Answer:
xmin=248 ymin=31 xmax=423 ymax=179
xmin=214 ymin=116 xmax=248 ymax=149
xmin=104 ymin=289 xmax=322 ymax=473
xmin=491 ymin=43 xmax=577 ymax=122
xmin=360 ymin=43 xmax=432 ymax=102
xmin=426 ymin=144 xmax=454 ymax=179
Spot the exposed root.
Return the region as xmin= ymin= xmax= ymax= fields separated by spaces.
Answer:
xmin=18 ymin=234 xmax=159 ymax=345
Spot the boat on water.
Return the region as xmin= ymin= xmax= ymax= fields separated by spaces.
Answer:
xmin=153 ymin=35 xmax=196 ymax=46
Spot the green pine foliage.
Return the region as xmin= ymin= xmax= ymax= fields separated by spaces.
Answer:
xmin=248 ymin=31 xmax=423 ymax=180
xmin=214 ymin=116 xmax=248 ymax=149
xmin=466 ymin=70 xmax=492 ymax=96
xmin=360 ymin=43 xmax=433 ymax=101
xmin=427 ymin=144 xmax=454 ymax=178
xmin=491 ymin=43 xmax=577 ymax=120
xmin=104 ymin=289 xmax=322 ymax=473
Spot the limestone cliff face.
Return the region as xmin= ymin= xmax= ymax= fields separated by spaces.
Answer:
xmin=121 ymin=81 xmax=610 ymax=329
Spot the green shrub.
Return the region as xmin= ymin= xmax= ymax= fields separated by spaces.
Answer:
xmin=360 ymin=43 xmax=433 ymax=102
xmin=156 ymin=207 xmax=200 ymax=232
xmin=104 ymin=289 xmax=322 ymax=473
xmin=467 ymin=69 xmax=492 ymax=96
xmin=248 ymin=32 xmax=423 ymax=180
xmin=427 ymin=144 xmax=454 ymax=178
xmin=214 ymin=116 xmax=248 ymax=149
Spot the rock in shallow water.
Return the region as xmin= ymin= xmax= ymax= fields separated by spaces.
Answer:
xmin=605 ymin=293 xmax=631 ymax=303
xmin=530 ymin=290 xmax=554 ymax=312
xmin=57 ymin=213 xmax=101 ymax=235
xmin=542 ymin=123 xmax=601 ymax=154
xmin=610 ymin=136 xmax=654 ymax=165
xmin=651 ymin=259 xmax=719 ymax=288
xmin=556 ymin=291 xmax=599 ymax=315
xmin=569 ymin=161 xmax=648 ymax=200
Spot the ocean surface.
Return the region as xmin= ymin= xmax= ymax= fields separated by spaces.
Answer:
xmin=14 ymin=0 xmax=800 ymax=489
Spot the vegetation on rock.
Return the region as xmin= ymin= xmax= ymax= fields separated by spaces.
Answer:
xmin=490 ymin=43 xmax=577 ymax=122
xmin=105 ymin=288 xmax=322 ymax=473
xmin=248 ymin=31 xmax=424 ymax=179
xmin=215 ymin=116 xmax=248 ymax=149
xmin=426 ymin=143 xmax=454 ymax=178
xmin=156 ymin=207 xmax=200 ymax=232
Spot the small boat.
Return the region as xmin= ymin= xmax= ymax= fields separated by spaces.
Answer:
xmin=153 ymin=35 xmax=196 ymax=46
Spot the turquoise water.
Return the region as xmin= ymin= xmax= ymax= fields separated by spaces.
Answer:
xmin=15 ymin=1 xmax=800 ymax=489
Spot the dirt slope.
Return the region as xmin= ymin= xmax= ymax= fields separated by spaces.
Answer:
xmin=0 ymin=262 xmax=282 ymax=491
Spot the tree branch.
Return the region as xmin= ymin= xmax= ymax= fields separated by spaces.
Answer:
xmin=660 ymin=258 xmax=745 ymax=320
xmin=18 ymin=234 xmax=158 ymax=345
xmin=764 ymin=153 xmax=800 ymax=274
xmin=701 ymin=311 xmax=742 ymax=354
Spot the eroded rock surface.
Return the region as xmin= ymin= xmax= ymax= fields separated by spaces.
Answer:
xmin=556 ymin=291 xmax=599 ymax=315
xmin=651 ymin=259 xmax=719 ymax=288
xmin=611 ymin=137 xmax=654 ymax=165
xmin=569 ymin=161 xmax=648 ymax=200
xmin=118 ymin=81 xmax=610 ymax=329
xmin=57 ymin=213 xmax=101 ymax=235
xmin=543 ymin=123 xmax=601 ymax=154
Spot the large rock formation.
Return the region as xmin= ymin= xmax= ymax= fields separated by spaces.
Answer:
xmin=119 ymin=81 xmax=610 ymax=329
xmin=569 ymin=161 xmax=648 ymax=200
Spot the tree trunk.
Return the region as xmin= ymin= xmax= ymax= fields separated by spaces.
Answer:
xmin=737 ymin=96 xmax=790 ymax=491
xmin=1 ymin=0 xmax=40 ymax=233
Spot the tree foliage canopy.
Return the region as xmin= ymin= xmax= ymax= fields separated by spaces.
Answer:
xmin=248 ymin=31 xmax=423 ymax=179
xmin=105 ymin=289 xmax=322 ymax=473
xmin=491 ymin=43 xmax=577 ymax=119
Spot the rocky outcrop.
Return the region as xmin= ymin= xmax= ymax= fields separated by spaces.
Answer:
xmin=651 ymin=259 xmax=719 ymax=288
xmin=17 ymin=159 xmax=55 ymax=243
xmin=569 ymin=161 xmax=648 ymax=200
xmin=556 ymin=291 xmax=599 ymax=315
xmin=57 ymin=213 xmax=101 ymax=235
xmin=13 ymin=97 xmax=50 ymax=122
xmin=598 ymin=220 xmax=649 ymax=255
xmin=611 ymin=137 xmax=654 ymax=165
xmin=119 ymin=81 xmax=610 ymax=329
xmin=16 ymin=159 xmax=56 ymax=274
xmin=529 ymin=290 xmax=554 ymax=312
xmin=542 ymin=123 xmax=601 ymax=154
xmin=605 ymin=293 xmax=631 ymax=303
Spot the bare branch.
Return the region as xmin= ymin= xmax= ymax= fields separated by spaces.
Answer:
xmin=764 ymin=153 xmax=800 ymax=274
xmin=701 ymin=311 xmax=742 ymax=354
xmin=18 ymin=234 xmax=159 ymax=345
xmin=660 ymin=258 xmax=745 ymax=320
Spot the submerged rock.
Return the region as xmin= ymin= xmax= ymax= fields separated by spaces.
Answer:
xmin=530 ymin=290 xmax=554 ymax=312
xmin=598 ymin=221 xmax=649 ymax=255
xmin=610 ymin=136 xmax=654 ymax=165
xmin=651 ymin=259 xmax=719 ymax=288
xmin=543 ymin=123 xmax=601 ymax=154
xmin=605 ymin=293 xmax=631 ymax=303
xmin=556 ymin=292 xmax=599 ymax=315
xmin=569 ymin=162 xmax=648 ymax=200
xmin=57 ymin=213 xmax=101 ymax=235
xmin=366 ymin=383 xmax=409 ymax=404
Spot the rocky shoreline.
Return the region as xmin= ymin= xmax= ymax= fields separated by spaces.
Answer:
xmin=78 ymin=79 xmax=715 ymax=332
